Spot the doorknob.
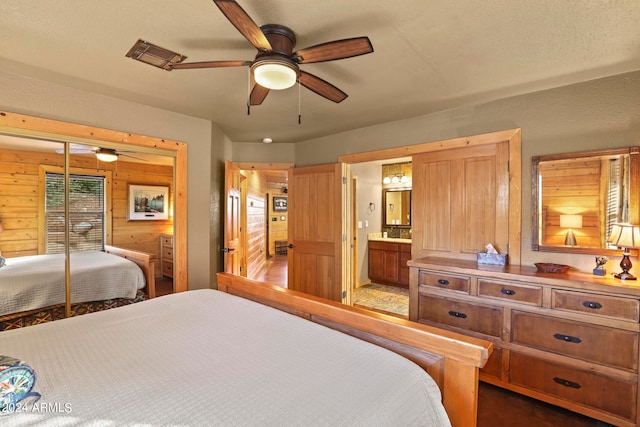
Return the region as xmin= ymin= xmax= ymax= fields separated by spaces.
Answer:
xmin=221 ymin=247 xmax=235 ymax=253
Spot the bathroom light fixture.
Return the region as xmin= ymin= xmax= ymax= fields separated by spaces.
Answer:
xmin=560 ymin=214 xmax=582 ymax=246
xmin=251 ymin=58 xmax=298 ymax=90
xmin=95 ymin=149 xmax=119 ymax=163
xmin=607 ymin=223 xmax=640 ymax=280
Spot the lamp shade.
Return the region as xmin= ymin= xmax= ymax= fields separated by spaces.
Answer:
xmin=607 ymin=223 xmax=640 ymax=249
xmin=560 ymin=214 xmax=582 ymax=229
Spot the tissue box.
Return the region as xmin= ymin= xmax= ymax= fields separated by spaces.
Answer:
xmin=477 ymin=252 xmax=507 ymax=265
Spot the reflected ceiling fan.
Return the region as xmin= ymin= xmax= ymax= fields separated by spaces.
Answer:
xmin=126 ymin=0 xmax=374 ymax=106
xmin=56 ymin=144 xmax=146 ymax=163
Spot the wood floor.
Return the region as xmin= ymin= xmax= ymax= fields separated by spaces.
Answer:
xmin=252 ymin=255 xmax=613 ymax=426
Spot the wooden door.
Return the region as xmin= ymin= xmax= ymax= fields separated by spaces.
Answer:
xmin=412 ymin=143 xmax=510 ymax=260
xmin=288 ymin=163 xmax=346 ymax=302
xmin=224 ymin=160 xmax=242 ymax=275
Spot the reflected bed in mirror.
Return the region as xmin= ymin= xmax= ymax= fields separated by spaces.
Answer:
xmin=532 ymin=147 xmax=639 ymax=255
xmin=384 ymin=189 xmax=411 ymax=226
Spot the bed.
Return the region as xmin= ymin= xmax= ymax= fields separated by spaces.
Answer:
xmin=0 ymin=245 xmax=156 ymax=330
xmin=0 ymin=273 xmax=491 ymax=427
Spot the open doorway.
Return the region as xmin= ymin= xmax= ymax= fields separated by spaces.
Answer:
xmin=350 ymin=158 xmax=411 ymax=318
xmin=229 ymin=164 xmax=290 ymax=288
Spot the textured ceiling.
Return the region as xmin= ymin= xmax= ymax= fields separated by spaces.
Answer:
xmin=0 ymin=1 xmax=639 ymax=143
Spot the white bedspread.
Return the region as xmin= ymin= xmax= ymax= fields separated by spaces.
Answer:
xmin=0 ymin=289 xmax=451 ymax=426
xmin=0 ymin=251 xmax=146 ymax=317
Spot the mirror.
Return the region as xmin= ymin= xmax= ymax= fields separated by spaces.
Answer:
xmin=532 ymin=147 xmax=639 ymax=254
xmin=384 ymin=189 xmax=411 ymax=226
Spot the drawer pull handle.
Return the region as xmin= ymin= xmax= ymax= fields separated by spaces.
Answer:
xmin=582 ymin=301 xmax=603 ymax=310
xmin=553 ymin=377 xmax=581 ymax=389
xmin=437 ymin=279 xmax=450 ymax=286
xmin=448 ymin=311 xmax=467 ymax=319
xmin=500 ymin=288 xmax=516 ymax=296
xmin=553 ymin=333 xmax=582 ymax=344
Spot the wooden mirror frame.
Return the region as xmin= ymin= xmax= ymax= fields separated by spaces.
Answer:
xmin=531 ymin=147 xmax=640 ymax=255
xmin=0 ymin=111 xmax=188 ymax=292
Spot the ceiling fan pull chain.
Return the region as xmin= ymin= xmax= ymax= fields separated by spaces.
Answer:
xmin=247 ymin=68 xmax=251 ymax=116
xmin=298 ymin=80 xmax=302 ymax=125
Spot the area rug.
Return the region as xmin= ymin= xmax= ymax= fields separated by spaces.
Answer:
xmin=353 ymin=283 xmax=409 ymax=318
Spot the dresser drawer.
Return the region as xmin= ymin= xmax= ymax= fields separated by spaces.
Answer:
xmin=478 ymin=279 xmax=542 ymax=306
xmin=552 ymin=289 xmax=640 ymax=322
xmin=480 ymin=346 xmax=502 ymax=379
xmin=418 ymin=271 xmax=470 ymax=294
xmin=162 ymin=262 xmax=173 ymax=277
xmin=511 ymin=311 xmax=638 ymax=371
xmin=510 ymin=352 xmax=636 ymax=421
xmin=161 ymin=235 xmax=173 ymax=246
xmin=162 ymin=247 xmax=173 ymax=259
xmin=418 ymin=295 xmax=502 ymax=338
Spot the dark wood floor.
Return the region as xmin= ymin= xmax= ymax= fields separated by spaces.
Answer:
xmin=253 ymin=255 xmax=613 ymax=426
xmin=155 ymin=276 xmax=174 ymax=296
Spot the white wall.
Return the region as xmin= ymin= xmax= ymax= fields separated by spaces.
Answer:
xmin=351 ymin=162 xmax=384 ymax=286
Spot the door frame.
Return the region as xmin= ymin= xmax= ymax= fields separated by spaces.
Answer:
xmin=338 ymin=128 xmax=522 ymax=266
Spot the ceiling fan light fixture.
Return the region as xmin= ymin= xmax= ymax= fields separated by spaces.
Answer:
xmin=252 ymin=59 xmax=298 ymax=90
xmin=95 ymin=149 xmax=118 ymax=163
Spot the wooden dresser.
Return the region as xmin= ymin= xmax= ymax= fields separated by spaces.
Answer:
xmin=408 ymin=257 xmax=640 ymax=427
xmin=160 ymin=234 xmax=174 ymax=279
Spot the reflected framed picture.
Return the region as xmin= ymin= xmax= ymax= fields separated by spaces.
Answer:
xmin=273 ymin=196 xmax=287 ymax=212
xmin=128 ymin=184 xmax=170 ymax=221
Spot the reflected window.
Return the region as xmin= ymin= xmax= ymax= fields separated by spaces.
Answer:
xmin=45 ymin=173 xmax=105 ymax=253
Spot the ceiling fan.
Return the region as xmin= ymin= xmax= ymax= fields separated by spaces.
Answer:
xmin=126 ymin=0 xmax=374 ymax=106
xmin=56 ymin=144 xmax=146 ymax=163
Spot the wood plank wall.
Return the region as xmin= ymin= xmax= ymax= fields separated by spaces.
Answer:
xmin=540 ymin=158 xmax=602 ymax=247
xmin=0 ymin=148 xmax=173 ymax=276
xmin=243 ymin=170 xmax=267 ymax=278
xmin=268 ymin=189 xmax=288 ymax=256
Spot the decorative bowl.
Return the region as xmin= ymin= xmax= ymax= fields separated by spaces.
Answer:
xmin=535 ymin=263 xmax=570 ymax=274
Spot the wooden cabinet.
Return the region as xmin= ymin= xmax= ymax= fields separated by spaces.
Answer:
xmin=160 ymin=234 xmax=173 ymax=279
xmin=368 ymin=240 xmax=410 ymax=287
xmin=409 ymin=257 xmax=640 ymax=427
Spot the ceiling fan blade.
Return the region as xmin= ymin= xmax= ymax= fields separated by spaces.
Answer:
xmin=170 ymin=60 xmax=251 ymax=70
xmin=299 ymin=71 xmax=348 ymax=103
xmin=213 ymin=0 xmax=272 ymax=51
xmin=119 ymin=153 xmax=148 ymax=162
xmin=295 ymin=37 xmax=373 ymax=63
xmin=249 ymin=84 xmax=270 ymax=105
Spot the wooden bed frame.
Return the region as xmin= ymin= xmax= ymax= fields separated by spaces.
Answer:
xmin=217 ymin=273 xmax=492 ymax=427
xmin=104 ymin=245 xmax=156 ymax=298
xmin=0 ymin=246 xmax=157 ymax=329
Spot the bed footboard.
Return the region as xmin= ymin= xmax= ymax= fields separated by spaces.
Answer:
xmin=104 ymin=245 xmax=156 ymax=298
xmin=216 ymin=273 xmax=492 ymax=427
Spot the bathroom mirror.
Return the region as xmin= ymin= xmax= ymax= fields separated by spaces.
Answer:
xmin=532 ymin=147 xmax=639 ymax=255
xmin=384 ymin=189 xmax=411 ymax=226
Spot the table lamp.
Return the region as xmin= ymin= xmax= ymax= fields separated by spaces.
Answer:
xmin=560 ymin=214 xmax=582 ymax=246
xmin=607 ymin=223 xmax=640 ymax=280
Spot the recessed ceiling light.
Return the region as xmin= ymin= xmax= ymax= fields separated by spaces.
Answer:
xmin=262 ymin=137 xmax=273 ymax=144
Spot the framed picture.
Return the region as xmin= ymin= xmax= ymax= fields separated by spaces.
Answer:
xmin=273 ymin=196 xmax=288 ymax=212
xmin=128 ymin=184 xmax=170 ymax=220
